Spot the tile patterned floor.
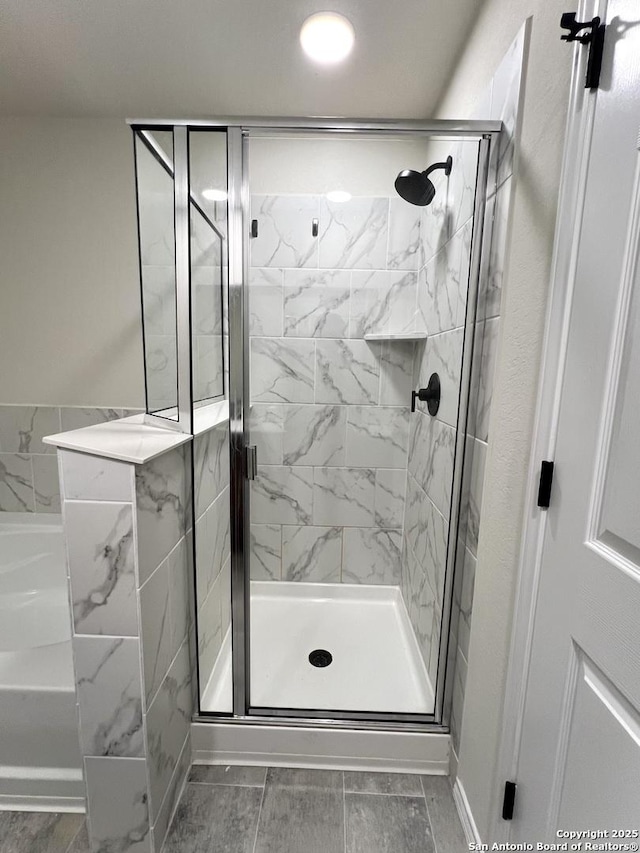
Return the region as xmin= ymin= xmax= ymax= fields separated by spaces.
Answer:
xmin=0 ymin=767 xmax=467 ymax=853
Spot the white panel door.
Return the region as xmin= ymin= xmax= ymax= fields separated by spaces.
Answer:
xmin=514 ymin=0 xmax=640 ymax=839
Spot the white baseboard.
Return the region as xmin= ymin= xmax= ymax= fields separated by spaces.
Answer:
xmin=453 ymin=777 xmax=482 ymax=845
xmin=0 ymin=765 xmax=84 ymax=812
xmin=192 ymin=722 xmax=449 ymax=775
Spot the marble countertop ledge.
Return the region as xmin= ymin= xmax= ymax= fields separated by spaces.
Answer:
xmin=43 ymin=414 xmax=192 ymax=465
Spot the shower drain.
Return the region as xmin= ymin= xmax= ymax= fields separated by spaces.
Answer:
xmin=308 ymin=649 xmax=333 ymax=668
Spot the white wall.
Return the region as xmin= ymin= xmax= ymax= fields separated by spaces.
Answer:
xmin=435 ymin=0 xmax=571 ymax=840
xmin=0 ymin=118 xmax=145 ymax=408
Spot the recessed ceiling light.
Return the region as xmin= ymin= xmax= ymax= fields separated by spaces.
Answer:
xmin=202 ymin=188 xmax=228 ymax=201
xmin=326 ymin=190 xmax=352 ymax=203
xmin=300 ymin=12 xmax=355 ymax=65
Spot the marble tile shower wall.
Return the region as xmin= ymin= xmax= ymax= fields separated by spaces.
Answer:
xmin=448 ymin=26 xmax=526 ymax=761
xmin=248 ymin=192 xmax=423 ymax=586
xmin=140 ymin=203 xmax=226 ymax=411
xmin=59 ymin=443 xmax=193 ymax=852
xmin=0 ymin=406 xmax=141 ymax=513
xmin=193 ymin=422 xmax=231 ymax=694
xmin=400 ymin=137 xmax=479 ymax=688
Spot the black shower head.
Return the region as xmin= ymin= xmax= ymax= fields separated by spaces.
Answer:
xmin=394 ymin=155 xmax=453 ymax=206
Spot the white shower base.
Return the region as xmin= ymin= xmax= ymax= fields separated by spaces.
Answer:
xmin=201 ymin=581 xmax=434 ymax=715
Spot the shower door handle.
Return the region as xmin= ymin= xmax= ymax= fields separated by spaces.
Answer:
xmin=245 ymin=445 xmax=258 ymax=480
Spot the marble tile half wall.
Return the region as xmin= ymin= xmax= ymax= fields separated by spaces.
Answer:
xmin=0 ymin=406 xmax=143 ymax=514
xmin=59 ymin=444 xmax=193 ymax=853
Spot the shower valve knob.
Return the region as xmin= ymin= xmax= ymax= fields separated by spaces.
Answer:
xmin=411 ymin=373 xmax=441 ymax=416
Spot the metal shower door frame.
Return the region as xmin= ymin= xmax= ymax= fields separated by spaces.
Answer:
xmin=223 ymin=120 xmax=496 ymax=728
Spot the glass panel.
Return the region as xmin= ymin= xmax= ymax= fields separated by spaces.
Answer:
xmin=134 ymin=131 xmax=179 ymax=419
xmin=189 ymin=131 xmax=227 ymax=406
xmin=245 ymin=132 xmax=481 ymax=717
xmin=188 ymin=130 xmax=232 ymax=714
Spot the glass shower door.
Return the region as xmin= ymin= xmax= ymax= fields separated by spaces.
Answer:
xmin=241 ymin=129 xmax=489 ymax=722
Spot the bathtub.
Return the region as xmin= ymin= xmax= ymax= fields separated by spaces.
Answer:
xmin=0 ymin=514 xmax=84 ymax=811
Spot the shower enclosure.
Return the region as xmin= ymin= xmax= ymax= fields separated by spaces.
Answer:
xmin=132 ymin=118 xmax=499 ymax=731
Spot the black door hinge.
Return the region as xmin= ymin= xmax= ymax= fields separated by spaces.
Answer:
xmin=502 ymin=781 xmax=517 ymax=821
xmin=560 ymin=13 xmax=606 ymax=89
xmin=537 ymin=460 xmax=555 ymax=509
xmin=251 ymin=219 xmax=258 ymax=238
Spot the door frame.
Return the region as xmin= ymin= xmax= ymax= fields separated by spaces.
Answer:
xmin=226 ymin=120 xmax=497 ymax=726
xmin=490 ymin=0 xmax=605 ymax=843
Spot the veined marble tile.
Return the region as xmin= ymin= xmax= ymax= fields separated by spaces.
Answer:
xmin=60 ymin=449 xmax=133 ymax=502
xmin=250 ymin=404 xmax=284 ymax=465
xmin=168 ymin=538 xmax=191 ymax=660
xmin=65 ymin=501 xmax=137 ymax=636
xmin=138 ymin=166 xmax=175 ymax=267
xmin=193 ymin=334 xmax=224 ymax=403
xmin=480 ymin=179 xmax=511 ymax=320
xmin=136 ymin=446 xmax=187 ymax=586
xmin=140 ymin=265 xmax=176 ymax=336
xmin=342 ymin=529 xmax=402 ymax=585
xmin=32 ymin=455 xmax=60 ymax=512
xmin=74 ymin=636 xmax=144 ymax=757
xmin=449 ymin=139 xmax=480 ymax=234
xmin=420 ymin=179 xmax=452 ymax=267
xmin=60 ymin=407 xmax=122 ymax=432
xmin=0 ymin=453 xmax=33 ymax=512
xmin=474 ymin=316 xmax=499 ymax=442
xmin=417 ymin=327 xmax=464 ymax=428
xmin=450 ymin=645 xmax=468 ymax=754
xmin=0 ymin=405 xmax=59 ymax=454
xmin=405 ymin=474 xmax=448 ymax=600
xmin=315 ymin=339 xmax=379 ymax=406
xmin=198 ymin=572 xmax=222 ymax=688
xmin=454 ymin=544 xmax=476 ymax=662
xmin=346 ymin=406 xmax=410 ymax=469
xmin=417 ymin=222 xmax=469 ymax=336
xmin=250 ymin=268 xmax=284 ymax=337
xmin=251 ymin=195 xmax=319 ymax=268
xmin=462 ymin=437 xmax=487 ymax=557
xmin=193 ymin=280 xmax=223 ymax=336
xmin=283 ymin=404 xmax=346 ymax=467
xmin=319 ymin=197 xmax=388 ymax=269
xmin=491 ymin=26 xmax=525 ymax=189
xmin=146 ymin=642 xmax=192 ymax=821
xmin=220 ymin=554 xmax=232 ymax=639
xmin=282 ymin=525 xmax=342 ymax=583
xmin=428 ymin=600 xmax=442 ymax=687
xmin=140 ymin=559 xmax=172 ymax=707
xmin=152 ymin=733 xmax=192 ymax=852
xmin=84 ymin=756 xmax=151 ymax=853
xmin=377 ymin=341 xmax=415 ymax=407
xmin=250 ymin=465 xmax=313 ymax=525
xmin=250 ymin=524 xmax=282 ymax=581
xmin=313 ymin=467 xmax=375 ymax=527
xmin=387 ymin=197 xmax=421 ymax=270
xmin=145 ymin=335 xmax=178 ymax=412
xmin=403 ymin=536 xmax=436 ymax=671
xmin=374 ymin=468 xmax=406 ymax=529
xmin=284 ymin=269 xmax=350 ymax=338
xmin=407 ymin=413 xmax=455 ymax=520
xmin=194 ymin=424 xmax=229 ymax=520
xmin=250 ymin=337 xmax=315 ymax=403
xmin=195 ymin=486 xmax=229 ymax=604
xmin=191 ymin=208 xmax=222 ymax=267
xmin=349 ymin=270 xmax=417 ymax=339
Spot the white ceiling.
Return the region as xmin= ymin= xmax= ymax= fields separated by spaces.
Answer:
xmin=0 ymin=0 xmax=482 ymax=118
